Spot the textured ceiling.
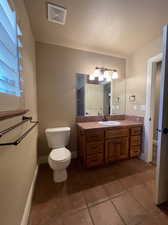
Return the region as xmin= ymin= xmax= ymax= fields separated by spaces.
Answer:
xmin=24 ymin=0 xmax=168 ymax=57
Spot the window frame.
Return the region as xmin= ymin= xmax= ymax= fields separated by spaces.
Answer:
xmin=0 ymin=0 xmax=24 ymax=112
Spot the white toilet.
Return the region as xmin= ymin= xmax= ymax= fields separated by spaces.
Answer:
xmin=45 ymin=127 xmax=71 ymax=183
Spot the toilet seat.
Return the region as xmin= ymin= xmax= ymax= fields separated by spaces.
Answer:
xmin=49 ymin=148 xmax=71 ymax=162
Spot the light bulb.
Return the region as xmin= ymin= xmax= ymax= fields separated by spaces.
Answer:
xmin=98 ymin=75 xmax=104 ymax=81
xmin=89 ymin=74 xmax=95 ymax=80
xmin=112 ymin=71 xmax=118 ymax=79
xmin=104 ymin=70 xmax=109 ymax=79
xmin=106 ymin=75 xmax=111 ymax=82
xmin=94 ymin=68 xmax=101 ymax=77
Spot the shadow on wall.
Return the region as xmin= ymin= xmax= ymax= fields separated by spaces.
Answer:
xmin=37 ymin=122 xmax=77 ymax=159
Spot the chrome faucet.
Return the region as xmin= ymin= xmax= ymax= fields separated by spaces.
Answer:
xmin=102 ymin=116 xmax=106 ymax=121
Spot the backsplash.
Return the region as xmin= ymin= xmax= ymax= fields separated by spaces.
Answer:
xmin=125 ymin=115 xmax=144 ymax=123
xmin=76 ymin=114 xmax=144 ymax=123
xmin=76 ymin=116 xmax=104 ymax=122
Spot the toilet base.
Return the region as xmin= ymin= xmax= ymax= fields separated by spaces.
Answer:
xmin=53 ymin=169 xmax=67 ymax=183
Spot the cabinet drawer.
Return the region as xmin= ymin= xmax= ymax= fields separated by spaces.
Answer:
xmin=87 ymin=152 xmax=104 ymax=160
xmin=86 ymin=130 xmax=104 ymax=142
xmin=131 ymin=127 xmax=142 ymax=136
xmin=86 ymin=152 xmax=104 ymax=168
xmin=86 ymin=142 xmax=104 ymax=156
xmin=130 ymin=136 xmax=141 ymax=146
xmin=130 ymin=146 xmax=141 ymax=157
xmin=105 ymin=128 xmax=129 ymax=139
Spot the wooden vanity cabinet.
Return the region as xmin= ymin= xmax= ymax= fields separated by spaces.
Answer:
xmin=77 ymin=125 xmax=143 ymax=168
xmin=78 ymin=129 xmax=105 ymax=168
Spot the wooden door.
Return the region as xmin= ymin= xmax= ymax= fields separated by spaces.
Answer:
xmin=156 ymin=25 xmax=168 ymax=204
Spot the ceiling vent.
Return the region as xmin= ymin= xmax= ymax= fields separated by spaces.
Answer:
xmin=47 ymin=3 xmax=67 ymax=25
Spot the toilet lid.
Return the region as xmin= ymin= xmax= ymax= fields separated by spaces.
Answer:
xmin=49 ymin=148 xmax=71 ymax=162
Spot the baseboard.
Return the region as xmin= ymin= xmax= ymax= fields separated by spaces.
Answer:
xmin=71 ymin=150 xmax=78 ymax=159
xmin=38 ymin=155 xmax=48 ymax=164
xmin=20 ymin=166 xmax=38 ymax=225
xmin=140 ymin=153 xmax=145 ymax=161
xmin=38 ymin=151 xmax=78 ymax=165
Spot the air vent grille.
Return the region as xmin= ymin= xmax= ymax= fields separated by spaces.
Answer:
xmin=47 ymin=3 xmax=67 ymax=25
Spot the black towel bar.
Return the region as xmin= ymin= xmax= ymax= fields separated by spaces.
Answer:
xmin=0 ymin=117 xmax=39 ymax=146
xmin=0 ymin=116 xmax=32 ymax=138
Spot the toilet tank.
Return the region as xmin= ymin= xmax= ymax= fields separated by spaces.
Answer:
xmin=45 ymin=127 xmax=70 ymax=149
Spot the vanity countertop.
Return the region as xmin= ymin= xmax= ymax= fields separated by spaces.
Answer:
xmin=77 ymin=120 xmax=143 ymax=130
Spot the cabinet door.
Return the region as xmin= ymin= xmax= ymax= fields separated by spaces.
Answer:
xmin=105 ymin=137 xmax=129 ymax=163
xmin=105 ymin=138 xmax=121 ymax=163
xmin=120 ymin=137 xmax=129 ymax=160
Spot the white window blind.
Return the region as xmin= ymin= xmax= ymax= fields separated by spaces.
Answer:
xmin=0 ymin=0 xmax=22 ymax=96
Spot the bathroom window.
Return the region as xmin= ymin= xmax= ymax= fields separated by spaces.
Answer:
xmin=0 ymin=0 xmax=22 ymax=96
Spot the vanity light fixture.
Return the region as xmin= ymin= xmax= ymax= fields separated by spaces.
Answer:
xmin=89 ymin=67 xmax=119 ymax=81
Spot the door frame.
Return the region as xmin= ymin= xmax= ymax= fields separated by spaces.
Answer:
xmin=144 ymin=53 xmax=163 ymax=162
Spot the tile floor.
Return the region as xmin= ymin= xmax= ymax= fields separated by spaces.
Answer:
xmin=30 ymin=159 xmax=168 ymax=225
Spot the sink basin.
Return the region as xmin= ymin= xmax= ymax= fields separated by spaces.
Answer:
xmin=98 ymin=121 xmax=120 ymax=126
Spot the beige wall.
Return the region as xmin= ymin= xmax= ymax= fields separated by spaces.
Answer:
xmin=36 ymin=42 xmax=126 ymax=156
xmin=126 ymin=36 xmax=162 ymax=116
xmin=0 ymin=1 xmax=38 ymax=225
xmin=111 ymin=78 xmax=126 ymax=114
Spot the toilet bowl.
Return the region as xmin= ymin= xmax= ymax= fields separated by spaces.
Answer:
xmin=48 ymin=148 xmax=71 ymax=182
xmin=45 ymin=127 xmax=71 ymax=183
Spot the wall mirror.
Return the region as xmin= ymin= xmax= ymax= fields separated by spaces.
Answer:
xmin=76 ymin=73 xmax=126 ymax=116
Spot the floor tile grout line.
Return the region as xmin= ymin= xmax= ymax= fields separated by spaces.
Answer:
xmin=126 ymin=183 xmax=158 ymax=216
xmin=84 ymin=195 xmax=110 ymax=208
xmin=103 ymin=178 xmax=128 ymax=200
xmin=88 ymin=197 xmax=110 ymax=208
xmin=82 ymin=185 xmax=110 ymax=209
xmin=110 ymin=187 xmax=156 ymax=225
xmin=110 ymin=199 xmax=127 ymax=225
xmin=62 ymin=182 xmax=155 ymax=224
xmin=83 ymin=191 xmax=96 ymax=225
xmin=87 ymin=205 xmax=96 ymax=225
xmin=108 ymin=190 xmax=127 ymax=200
xmin=31 ymin=160 xmax=156 ymax=225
